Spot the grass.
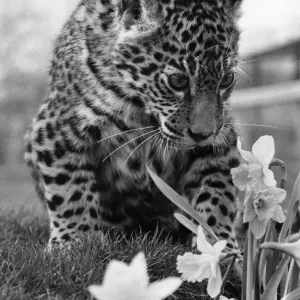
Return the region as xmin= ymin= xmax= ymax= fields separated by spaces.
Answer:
xmin=0 ymin=211 xmax=241 ymax=300
xmin=0 ymin=165 xmax=241 ymax=299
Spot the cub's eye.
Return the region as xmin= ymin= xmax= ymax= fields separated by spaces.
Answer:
xmin=168 ymin=74 xmax=189 ymax=90
xmin=219 ymin=72 xmax=235 ymax=89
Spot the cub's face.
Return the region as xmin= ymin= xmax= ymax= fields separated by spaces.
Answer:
xmin=113 ymin=0 xmax=242 ymax=148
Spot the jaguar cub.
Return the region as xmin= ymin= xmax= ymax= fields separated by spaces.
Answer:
xmin=25 ymin=0 xmax=243 ymax=250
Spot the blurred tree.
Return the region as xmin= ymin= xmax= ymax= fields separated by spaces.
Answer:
xmin=0 ymin=0 xmax=77 ymax=164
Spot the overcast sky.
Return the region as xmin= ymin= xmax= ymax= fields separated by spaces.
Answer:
xmin=1 ymin=0 xmax=300 ymax=77
xmin=22 ymin=0 xmax=300 ymax=55
xmin=240 ymin=0 xmax=300 ymax=54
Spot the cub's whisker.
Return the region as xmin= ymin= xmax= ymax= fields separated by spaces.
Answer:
xmin=102 ymin=129 xmax=160 ymax=162
xmin=97 ymin=126 xmax=157 ymax=143
xmin=163 ymin=137 xmax=169 ymax=160
xmin=158 ymin=136 xmax=165 ymax=157
xmin=124 ymin=132 xmax=160 ymax=165
xmin=218 ymin=133 xmax=231 ymax=150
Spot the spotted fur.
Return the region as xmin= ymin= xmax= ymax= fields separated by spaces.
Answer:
xmin=25 ymin=0 xmax=243 ymax=250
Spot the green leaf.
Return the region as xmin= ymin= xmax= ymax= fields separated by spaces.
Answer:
xmin=281 ymin=288 xmax=300 ymax=300
xmin=174 ymin=213 xmax=198 ymax=235
xmin=242 ymin=233 xmax=249 ymax=300
xmin=246 ymin=230 xmax=255 ymax=300
xmin=258 ymin=221 xmax=273 ymax=289
xmin=260 ymin=254 xmax=291 ymax=300
xmin=254 ymin=248 xmax=262 ymax=300
xmin=269 ymin=226 xmax=280 ymax=281
xmin=146 ymin=165 xmax=219 ymax=242
xmin=265 ymin=247 xmax=274 ymax=286
xmin=279 ymin=172 xmax=300 ymax=242
xmin=288 ymin=261 xmax=300 ymax=294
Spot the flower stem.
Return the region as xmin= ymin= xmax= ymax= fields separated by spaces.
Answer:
xmin=246 ymin=230 xmax=254 ymax=300
xmin=283 ymin=259 xmax=294 ymax=297
xmin=215 ymin=255 xmax=237 ymax=300
xmin=258 ymin=221 xmax=273 ymax=289
xmin=242 ymin=232 xmax=249 ymax=300
xmin=288 ymin=260 xmax=300 ymax=294
xmin=254 ymin=248 xmax=262 ymax=300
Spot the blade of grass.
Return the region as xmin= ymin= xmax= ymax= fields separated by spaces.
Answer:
xmin=261 ymin=254 xmax=291 ymax=300
xmin=174 ymin=213 xmax=198 ymax=235
xmin=281 ymin=264 xmax=289 ymax=298
xmin=287 ymin=200 xmax=300 ymax=240
xmin=281 ymin=288 xmax=300 ymax=300
xmin=283 ymin=259 xmax=294 ymax=297
xmin=147 ymin=165 xmax=218 ymax=242
xmin=288 ymin=260 xmax=300 ymax=294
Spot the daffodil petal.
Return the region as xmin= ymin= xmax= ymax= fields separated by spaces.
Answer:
xmin=243 ymin=199 xmax=256 ymax=223
xmin=103 ymin=260 xmax=130 ymax=285
xmin=252 ymin=135 xmax=275 ymax=166
xmin=250 ymin=218 xmax=268 ymax=239
xmin=273 ymin=206 xmax=286 ymax=223
xmin=231 ymin=164 xmax=252 ymax=191
xmin=244 ymin=189 xmax=252 ymax=204
xmin=207 ymin=265 xmax=222 ymax=298
xmin=262 ymin=168 xmax=277 ymax=187
xmin=248 ymin=163 xmax=263 ymax=179
xmin=88 ymin=284 xmax=134 ymax=300
xmin=197 ymin=225 xmax=214 ymax=254
xmin=89 ymin=252 xmax=182 ymax=300
xmin=209 ymin=258 xmax=218 ymax=278
xmin=147 ymin=277 xmax=182 ymax=300
xmin=213 ymin=240 xmax=227 ymax=256
xmin=270 ymin=187 xmax=287 ymax=203
xmin=237 ymin=137 xmax=257 ymax=163
xmin=254 ymin=195 xmax=277 ymax=221
xmin=129 ymin=252 xmax=149 ymax=289
xmin=88 ymin=285 xmax=108 ymax=300
xmin=177 ymin=253 xmax=211 ymax=283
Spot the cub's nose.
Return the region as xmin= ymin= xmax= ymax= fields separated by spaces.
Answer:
xmin=187 ymin=128 xmax=214 ymax=143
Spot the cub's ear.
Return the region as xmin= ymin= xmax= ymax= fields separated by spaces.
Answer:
xmin=223 ymin=0 xmax=243 ymax=19
xmin=114 ymin=0 xmax=142 ymax=29
xmin=113 ymin=0 xmax=162 ymax=33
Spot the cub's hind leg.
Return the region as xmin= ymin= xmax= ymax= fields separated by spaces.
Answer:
xmin=25 ymin=110 xmax=104 ymax=250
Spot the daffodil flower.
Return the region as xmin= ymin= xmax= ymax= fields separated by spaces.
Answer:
xmin=88 ymin=252 xmax=182 ymax=300
xmin=220 ymin=296 xmax=238 ymax=300
xmin=243 ymin=187 xmax=286 ymax=239
xmin=231 ymin=136 xmax=277 ymax=202
xmin=260 ymin=238 xmax=300 ymax=267
xmin=177 ymin=225 xmax=226 ymax=298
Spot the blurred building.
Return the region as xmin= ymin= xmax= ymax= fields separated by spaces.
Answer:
xmin=237 ymin=39 xmax=300 ymax=89
xmin=232 ymin=39 xmax=300 ymax=196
